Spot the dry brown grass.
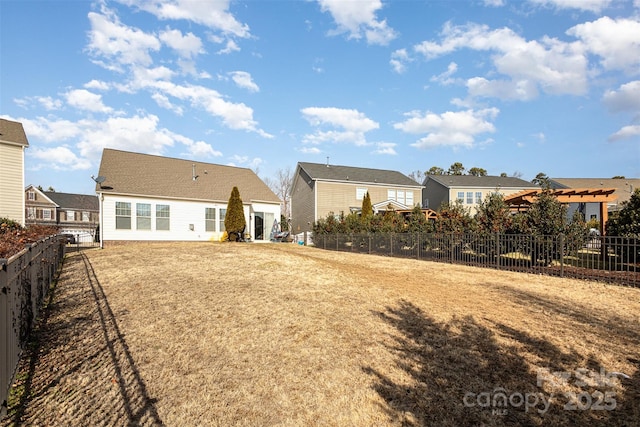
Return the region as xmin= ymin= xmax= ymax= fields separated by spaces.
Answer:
xmin=3 ymin=242 xmax=639 ymax=426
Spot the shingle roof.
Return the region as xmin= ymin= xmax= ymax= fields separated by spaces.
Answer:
xmin=0 ymin=118 xmax=29 ymax=147
xmin=96 ymin=149 xmax=280 ymax=204
xmin=298 ymin=162 xmax=421 ymax=187
xmin=425 ymin=174 xmax=538 ymax=189
xmin=44 ymin=192 xmax=99 ymax=211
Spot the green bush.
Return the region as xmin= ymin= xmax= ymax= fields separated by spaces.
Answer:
xmin=224 ymin=186 xmax=246 ymax=242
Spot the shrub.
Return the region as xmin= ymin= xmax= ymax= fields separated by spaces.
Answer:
xmin=224 ymin=186 xmax=246 ymax=242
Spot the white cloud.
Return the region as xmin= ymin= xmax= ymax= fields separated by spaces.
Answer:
xmin=29 ymin=146 xmax=93 ymax=171
xmin=159 ymin=28 xmax=204 ymax=58
xmin=149 ymin=81 xmax=271 ymax=136
xmin=36 ymin=96 xmax=63 ymax=110
xmin=65 ymin=89 xmax=114 ymax=113
xmin=301 ymin=107 xmax=379 ymax=132
xmin=151 ymin=92 xmax=184 ymax=115
xmin=228 ymin=155 xmax=263 ymax=170
xmin=84 ymin=80 xmax=110 ymax=91
xmin=11 ymin=113 xmax=222 ymax=170
xmin=301 ymin=107 xmax=379 ymax=148
xmin=484 ymin=0 xmax=505 ymax=6
xmin=528 ymin=0 xmax=613 ymax=13
xmin=603 ymin=80 xmax=640 ymax=112
xmin=299 ymin=146 xmax=322 ymax=154
xmin=412 ymin=22 xmax=589 ymax=99
xmin=430 ymin=62 xmax=459 ymax=85
xmin=390 ymin=48 xmax=411 ymax=74
xmin=467 ymin=77 xmax=539 ymax=100
xmin=317 ymin=0 xmax=397 ymax=45
xmin=116 ymin=0 xmax=250 ymax=37
xmin=217 ymin=39 xmax=240 ymax=55
xmin=228 ymin=71 xmax=259 ymax=92
xmin=394 ymin=108 xmax=499 ymax=149
xmin=568 ymin=17 xmax=640 ymax=74
xmin=87 ymin=8 xmax=161 ymax=68
xmin=608 ymin=125 xmax=640 ymax=142
xmin=373 ymin=142 xmax=397 ymax=155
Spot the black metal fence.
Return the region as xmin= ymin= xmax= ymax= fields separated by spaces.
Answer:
xmin=1 ymin=235 xmax=66 ymax=417
xmin=312 ymin=233 xmax=639 ymax=287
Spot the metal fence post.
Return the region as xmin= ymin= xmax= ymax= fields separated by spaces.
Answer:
xmin=559 ymin=234 xmax=565 ymax=278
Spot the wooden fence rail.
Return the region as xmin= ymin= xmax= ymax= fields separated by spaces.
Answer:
xmin=0 ymin=235 xmax=65 ymax=418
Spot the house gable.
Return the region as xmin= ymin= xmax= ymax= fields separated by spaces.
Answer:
xmin=0 ymin=120 xmax=29 ymax=224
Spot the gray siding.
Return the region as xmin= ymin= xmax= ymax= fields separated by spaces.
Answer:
xmin=291 ymin=168 xmax=315 ymax=233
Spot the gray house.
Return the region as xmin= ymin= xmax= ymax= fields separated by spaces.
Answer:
xmin=422 ymin=175 xmax=539 ymax=215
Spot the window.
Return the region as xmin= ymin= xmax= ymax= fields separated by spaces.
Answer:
xmin=136 ymin=203 xmax=151 ymax=230
xmin=219 ymin=208 xmax=226 ymax=232
xmin=43 ymin=209 xmax=52 ymax=220
xmin=27 ymin=191 xmax=35 ymax=201
xmin=397 ymin=191 xmax=405 ymax=204
xmin=466 ymin=192 xmax=473 ymax=204
xmin=387 ymin=189 xmax=396 ymax=201
xmin=356 ymin=188 xmax=368 ymax=200
xmin=475 ymin=192 xmax=482 ymax=204
xmin=156 ymin=205 xmax=170 ymax=231
xmin=205 ymin=208 xmax=216 ymax=232
xmin=406 ymin=191 xmax=414 ymax=206
xmin=27 ymin=207 xmax=36 ymax=220
xmin=82 ymin=211 xmax=90 ymax=222
xmin=457 ymin=192 xmax=464 ymax=202
xmin=115 ymin=202 xmax=131 ymax=230
xmin=67 ymin=210 xmax=75 ymax=221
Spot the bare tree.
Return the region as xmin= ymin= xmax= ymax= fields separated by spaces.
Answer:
xmin=265 ymin=167 xmax=294 ymax=220
xmin=408 ymin=170 xmax=425 ymax=184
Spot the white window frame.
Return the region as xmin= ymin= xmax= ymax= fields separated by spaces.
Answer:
xmin=387 ymin=189 xmax=396 ymax=201
xmin=205 ymin=208 xmax=216 ymax=232
xmin=356 ymin=187 xmax=368 ymax=200
xmin=66 ymin=210 xmax=75 ymax=221
xmin=42 ymin=209 xmax=52 ymax=220
xmin=457 ymin=192 xmax=464 ymax=202
xmin=82 ymin=211 xmax=90 ymax=222
xmin=156 ymin=204 xmax=170 ymax=231
xmin=406 ymin=191 xmax=414 ymax=207
xmin=27 ymin=191 xmax=35 ymax=201
xmin=115 ymin=202 xmax=132 ymax=230
xmin=136 ymin=203 xmax=152 ymax=230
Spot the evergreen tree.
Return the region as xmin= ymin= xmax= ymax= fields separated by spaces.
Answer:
xmin=435 ymin=200 xmax=475 ymax=233
xmin=607 ymin=188 xmax=640 ymax=262
xmin=361 ymin=191 xmax=373 ymax=218
xmin=224 ymin=186 xmax=246 ymax=241
xmin=475 ymin=192 xmax=511 ymax=234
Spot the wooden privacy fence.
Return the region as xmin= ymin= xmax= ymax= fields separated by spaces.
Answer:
xmin=0 ymin=235 xmax=65 ymax=417
xmin=313 ymin=233 xmax=639 ymax=287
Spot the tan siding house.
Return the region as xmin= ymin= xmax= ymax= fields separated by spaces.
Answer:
xmin=423 ymin=175 xmax=539 ymax=215
xmin=291 ymin=162 xmax=423 ymax=233
xmin=96 ymin=149 xmax=281 ymax=244
xmin=0 ymin=119 xmax=29 ymax=225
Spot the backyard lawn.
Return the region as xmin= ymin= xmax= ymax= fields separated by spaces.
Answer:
xmin=3 ymin=242 xmax=639 ymax=426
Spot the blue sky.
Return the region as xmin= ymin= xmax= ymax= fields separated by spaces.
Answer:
xmin=2 ymin=0 xmax=639 ymax=195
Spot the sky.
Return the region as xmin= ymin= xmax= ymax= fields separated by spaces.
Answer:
xmin=1 ymin=0 xmax=639 ymax=195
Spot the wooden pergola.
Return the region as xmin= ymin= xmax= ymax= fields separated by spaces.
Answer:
xmin=503 ymin=188 xmax=617 ymax=234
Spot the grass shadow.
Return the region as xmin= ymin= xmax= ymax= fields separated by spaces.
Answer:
xmin=364 ymin=300 xmax=637 ymax=426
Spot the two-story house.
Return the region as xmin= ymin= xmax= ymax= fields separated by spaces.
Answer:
xmin=0 ymin=119 xmax=29 ymax=225
xmin=291 ymin=162 xmax=423 ymax=233
xmin=422 ymin=174 xmax=539 ymax=215
xmin=25 ymin=185 xmax=100 ymax=242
